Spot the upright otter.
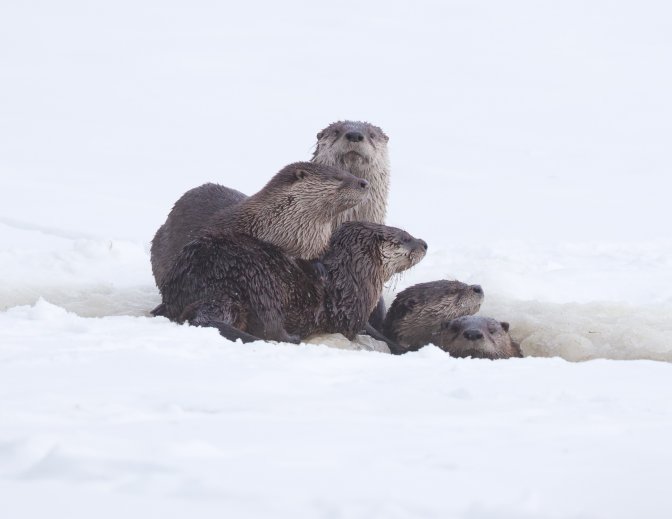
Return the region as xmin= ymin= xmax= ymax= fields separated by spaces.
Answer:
xmin=312 ymin=120 xmax=390 ymax=227
xmin=383 ymin=280 xmax=484 ymax=354
xmin=434 ymin=316 xmax=522 ymax=360
xmin=151 ymin=162 xmax=369 ymax=287
xmin=150 ymin=121 xmax=390 ymax=289
xmin=159 ymin=222 xmax=427 ymax=344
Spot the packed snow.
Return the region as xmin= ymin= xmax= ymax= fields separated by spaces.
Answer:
xmin=2 ymin=1 xmax=672 ymax=517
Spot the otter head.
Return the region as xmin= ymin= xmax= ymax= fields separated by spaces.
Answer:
xmin=396 ymin=281 xmax=484 ymax=322
xmin=243 ymin=162 xmax=369 ymax=259
xmin=313 ymin=121 xmax=390 ymax=174
xmin=267 ymin=162 xmax=369 ymax=218
xmin=435 ymin=316 xmax=522 ymax=360
xmin=327 ymin=222 xmax=427 ymax=284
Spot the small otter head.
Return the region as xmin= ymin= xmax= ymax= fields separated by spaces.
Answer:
xmin=378 ymin=228 xmax=428 ymax=280
xmin=244 ymin=162 xmax=369 ymax=260
xmin=327 ymin=222 xmax=427 ymax=282
xmin=435 ymin=316 xmax=522 ymax=360
xmin=394 ymin=280 xmax=484 ymax=321
xmin=313 ymin=121 xmax=390 ymax=173
xmin=264 ymin=162 xmax=369 ymax=218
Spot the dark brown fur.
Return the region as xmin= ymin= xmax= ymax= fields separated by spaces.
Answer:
xmin=434 ymin=316 xmax=522 ymax=359
xmin=151 ymin=162 xmax=368 ymax=287
xmin=158 ymin=222 xmax=427 ymax=344
xmin=383 ymin=280 xmax=484 ymax=354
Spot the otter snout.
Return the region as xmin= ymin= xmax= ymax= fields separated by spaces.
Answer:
xmin=471 ymin=285 xmax=483 ymax=296
xmin=463 ymin=329 xmax=484 ymax=341
xmin=341 ymin=175 xmax=369 ymax=191
xmin=408 ymin=238 xmax=428 ymax=257
xmin=345 ymin=131 xmax=365 ymax=143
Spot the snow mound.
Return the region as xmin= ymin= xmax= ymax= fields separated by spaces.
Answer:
xmin=483 ymin=297 xmax=672 ymax=362
xmin=0 ymin=222 xmax=160 ymax=316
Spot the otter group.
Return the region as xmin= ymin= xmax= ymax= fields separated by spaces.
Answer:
xmin=150 ymin=121 xmax=520 ymax=360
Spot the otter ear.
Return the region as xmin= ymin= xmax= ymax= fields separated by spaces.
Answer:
xmin=500 ymin=321 xmax=510 ymax=332
xmin=401 ymin=297 xmax=417 ymax=310
xmin=294 ymin=168 xmax=309 ymax=181
xmin=383 ymin=134 xmax=389 ymax=142
xmin=316 ymin=131 xmax=324 ymax=140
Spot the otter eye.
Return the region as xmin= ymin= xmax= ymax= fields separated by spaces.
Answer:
xmin=316 ymin=132 xmax=324 ymax=139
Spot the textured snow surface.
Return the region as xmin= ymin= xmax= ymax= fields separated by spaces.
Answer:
xmin=2 ymin=0 xmax=672 ymax=517
xmin=2 ymin=300 xmax=672 ymax=519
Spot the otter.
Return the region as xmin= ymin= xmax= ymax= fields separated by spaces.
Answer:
xmin=150 ymin=121 xmax=390 ymax=290
xmin=158 ymin=222 xmax=427 ymax=344
xmin=434 ymin=316 xmax=522 ymax=360
xmin=151 ymin=162 xmax=369 ymax=287
xmin=312 ymin=120 xmax=390 ymax=228
xmin=383 ymin=280 xmax=484 ymax=354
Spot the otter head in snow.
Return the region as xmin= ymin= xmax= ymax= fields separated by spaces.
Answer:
xmin=434 ymin=316 xmax=522 ymax=360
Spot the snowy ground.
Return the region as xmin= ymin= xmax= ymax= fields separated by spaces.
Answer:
xmin=2 ymin=1 xmax=672 ymax=518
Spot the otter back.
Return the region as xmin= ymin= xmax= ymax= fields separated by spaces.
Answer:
xmin=150 ymin=161 xmax=369 ymax=288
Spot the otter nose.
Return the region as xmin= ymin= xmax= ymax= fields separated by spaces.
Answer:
xmin=471 ymin=285 xmax=483 ymax=295
xmin=463 ymin=329 xmax=484 ymax=341
xmin=345 ymin=131 xmax=364 ymax=142
xmin=418 ymin=239 xmax=428 ymax=251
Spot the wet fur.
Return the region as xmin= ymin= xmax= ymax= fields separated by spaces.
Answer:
xmin=159 ymin=222 xmax=426 ymax=343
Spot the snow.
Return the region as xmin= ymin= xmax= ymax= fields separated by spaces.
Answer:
xmin=2 ymin=0 xmax=672 ymax=517
xmin=3 ymin=300 xmax=672 ymax=519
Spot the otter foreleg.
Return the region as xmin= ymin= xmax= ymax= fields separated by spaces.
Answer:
xmin=367 ymin=297 xmax=386 ymax=331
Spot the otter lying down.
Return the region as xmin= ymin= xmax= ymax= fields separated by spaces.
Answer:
xmin=157 ymin=222 xmax=427 ymax=345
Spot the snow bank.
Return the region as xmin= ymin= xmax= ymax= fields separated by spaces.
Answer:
xmin=2 ymin=299 xmax=672 ymax=519
xmin=0 ymin=222 xmax=160 ymax=316
xmin=484 ymin=297 xmax=672 ymax=362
